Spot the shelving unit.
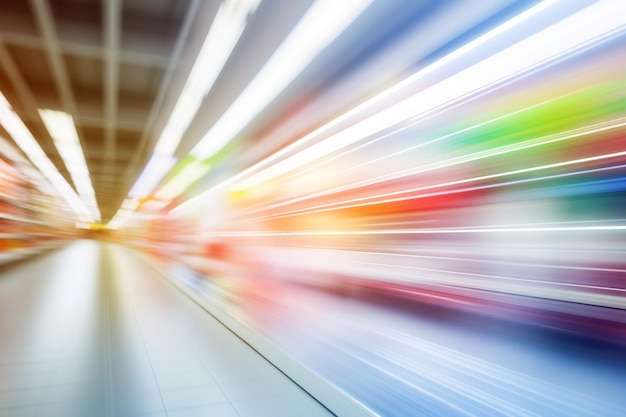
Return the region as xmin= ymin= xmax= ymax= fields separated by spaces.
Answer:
xmin=0 ymin=154 xmax=72 ymax=266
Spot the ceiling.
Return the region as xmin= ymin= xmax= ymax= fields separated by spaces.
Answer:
xmin=1 ymin=0 xmax=561 ymax=225
xmin=0 ymin=0 xmax=316 ymax=222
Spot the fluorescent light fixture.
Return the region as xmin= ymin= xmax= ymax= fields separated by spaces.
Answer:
xmin=38 ymin=109 xmax=100 ymax=221
xmin=0 ymin=136 xmax=24 ymax=162
xmin=190 ymin=0 xmax=374 ymax=159
xmin=107 ymin=198 xmax=163 ymax=228
xmin=154 ymin=0 xmax=261 ymax=156
xmin=154 ymin=160 xmax=211 ymax=200
xmin=106 ymin=197 xmax=141 ymax=229
xmin=121 ymin=198 xmax=140 ymax=211
xmin=0 ymin=93 xmax=93 ymax=221
xmin=113 ymin=0 xmax=261 ymax=226
xmin=128 ymin=153 xmax=177 ymax=199
xmin=231 ymin=0 xmax=626 ymax=191
xmin=142 ymin=199 xmax=170 ymax=211
xmin=106 ymin=209 xmax=133 ymax=230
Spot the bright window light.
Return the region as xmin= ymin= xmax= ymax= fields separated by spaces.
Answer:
xmin=38 ymin=109 xmax=100 ymax=221
xmin=0 ymin=93 xmax=93 ymax=221
xmin=190 ymin=0 xmax=374 ymax=159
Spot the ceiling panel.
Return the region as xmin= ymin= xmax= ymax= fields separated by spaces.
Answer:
xmin=118 ymin=61 xmax=164 ymax=97
xmin=0 ymin=0 xmax=206 ymax=222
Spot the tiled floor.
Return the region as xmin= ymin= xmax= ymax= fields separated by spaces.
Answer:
xmin=0 ymin=240 xmax=335 ymax=417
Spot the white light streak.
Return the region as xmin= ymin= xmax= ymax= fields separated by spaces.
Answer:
xmin=38 ymin=109 xmax=100 ymax=221
xmin=202 ymin=225 xmax=626 ymax=238
xmin=154 ymin=160 xmax=211 ymax=200
xmin=229 ymin=1 xmax=562 ymax=189
xmin=232 ymin=0 xmax=626 ymax=191
xmin=0 ymin=93 xmax=92 ymax=221
xmin=243 ymin=149 xmax=626 ymax=221
xmin=190 ymin=0 xmax=374 ymax=159
xmin=128 ymin=153 xmax=177 ymax=199
xmin=234 ymin=112 xmax=626 ymax=219
xmin=117 ymin=0 xmax=261 ymax=227
xmin=154 ymin=0 xmax=261 ymax=156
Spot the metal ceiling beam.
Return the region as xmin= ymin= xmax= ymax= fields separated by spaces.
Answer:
xmin=0 ymin=41 xmax=39 ymax=114
xmin=85 ymin=151 xmax=135 ymax=163
xmin=1 ymin=32 xmax=171 ymax=68
xmin=16 ymin=111 xmax=145 ymax=132
xmin=0 ymin=39 xmax=69 ymax=182
xmin=30 ymin=0 xmax=78 ymax=114
xmin=103 ymin=0 xmax=121 ymax=178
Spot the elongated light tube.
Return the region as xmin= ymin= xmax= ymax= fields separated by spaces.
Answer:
xmin=38 ymin=109 xmax=100 ymax=222
xmin=154 ymin=0 xmax=262 ymax=156
xmin=0 ymin=93 xmax=92 ymax=221
xmin=190 ymin=0 xmax=374 ymax=159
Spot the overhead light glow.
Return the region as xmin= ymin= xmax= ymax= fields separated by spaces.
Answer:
xmin=123 ymin=0 xmax=371 ymax=222
xmin=106 ymin=197 xmax=140 ymax=229
xmin=128 ymin=153 xmax=177 ymax=199
xmin=171 ymin=0 xmax=558 ymax=215
xmin=121 ymin=198 xmax=140 ymax=211
xmin=154 ymin=159 xmax=211 ymax=200
xmin=0 ymin=93 xmax=92 ymax=221
xmin=190 ymin=0 xmax=374 ymax=159
xmin=38 ymin=109 xmax=100 ymax=221
xmin=231 ymin=0 xmax=626 ymax=191
xmin=142 ymin=199 xmax=170 ymax=212
xmin=154 ymin=0 xmax=261 ymax=156
xmin=106 ymin=209 xmax=133 ymax=230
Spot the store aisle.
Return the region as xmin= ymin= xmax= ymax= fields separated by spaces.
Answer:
xmin=0 ymin=240 xmax=334 ymax=417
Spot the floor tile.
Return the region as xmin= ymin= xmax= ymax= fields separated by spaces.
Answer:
xmin=166 ymin=402 xmax=240 ymax=417
xmin=160 ymin=384 xmax=228 ymax=410
xmin=231 ymin=395 xmax=299 ymax=417
xmin=155 ymin=370 xmax=215 ymax=391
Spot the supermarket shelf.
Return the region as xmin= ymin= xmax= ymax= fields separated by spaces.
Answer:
xmin=0 ymin=233 xmax=27 ymax=239
xmin=0 ymin=195 xmax=36 ymax=211
xmin=0 ymin=241 xmax=67 ymax=266
xmin=0 ymin=233 xmax=58 ymax=239
xmin=0 ymin=212 xmax=47 ymax=226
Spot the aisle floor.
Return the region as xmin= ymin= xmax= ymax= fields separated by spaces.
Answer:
xmin=0 ymin=240 xmax=335 ymax=417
